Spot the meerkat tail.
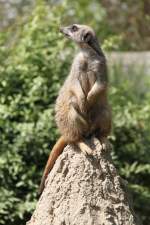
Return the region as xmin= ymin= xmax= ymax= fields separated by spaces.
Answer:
xmin=39 ymin=136 xmax=67 ymax=195
xmin=77 ymin=141 xmax=93 ymax=155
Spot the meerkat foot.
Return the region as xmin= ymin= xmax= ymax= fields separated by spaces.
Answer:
xmin=102 ymin=141 xmax=106 ymax=150
xmin=77 ymin=141 xmax=92 ymax=155
xmin=100 ymin=137 xmax=110 ymax=150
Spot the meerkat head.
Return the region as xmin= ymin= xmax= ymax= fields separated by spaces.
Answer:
xmin=60 ymin=24 xmax=95 ymax=43
xmin=60 ymin=24 xmax=102 ymax=55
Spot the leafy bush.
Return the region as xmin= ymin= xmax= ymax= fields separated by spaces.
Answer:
xmin=109 ymin=66 xmax=150 ymax=224
xmin=0 ymin=2 xmax=70 ymax=224
xmin=0 ymin=1 xmax=149 ymax=225
xmin=101 ymin=0 xmax=150 ymax=51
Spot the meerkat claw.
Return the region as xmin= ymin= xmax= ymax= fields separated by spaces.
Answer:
xmin=102 ymin=143 xmax=106 ymax=150
xmin=100 ymin=138 xmax=110 ymax=150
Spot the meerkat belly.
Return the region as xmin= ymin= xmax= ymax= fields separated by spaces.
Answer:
xmin=55 ymin=87 xmax=83 ymax=142
xmin=88 ymin=101 xmax=111 ymax=133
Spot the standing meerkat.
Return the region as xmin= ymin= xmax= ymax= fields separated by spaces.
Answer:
xmin=39 ymin=24 xmax=111 ymax=194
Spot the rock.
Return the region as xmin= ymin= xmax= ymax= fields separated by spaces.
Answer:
xmin=27 ymin=137 xmax=141 ymax=225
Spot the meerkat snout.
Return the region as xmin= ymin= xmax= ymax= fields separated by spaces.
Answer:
xmin=59 ymin=26 xmax=72 ymax=38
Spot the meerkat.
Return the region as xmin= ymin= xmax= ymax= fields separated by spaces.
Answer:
xmin=39 ymin=24 xmax=111 ymax=194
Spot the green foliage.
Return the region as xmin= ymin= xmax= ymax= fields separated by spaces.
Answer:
xmin=0 ymin=1 xmax=149 ymax=225
xmin=101 ymin=0 xmax=150 ymax=51
xmin=0 ymin=2 xmax=70 ymax=224
xmin=109 ymin=66 xmax=150 ymax=224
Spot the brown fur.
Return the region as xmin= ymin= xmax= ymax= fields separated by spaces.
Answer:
xmin=39 ymin=24 xmax=111 ymax=194
xmin=56 ymin=24 xmax=111 ymax=141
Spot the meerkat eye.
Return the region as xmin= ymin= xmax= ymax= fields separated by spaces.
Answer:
xmin=71 ymin=25 xmax=78 ymax=32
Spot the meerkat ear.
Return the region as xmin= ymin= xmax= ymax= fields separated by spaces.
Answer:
xmin=82 ymin=31 xmax=92 ymax=43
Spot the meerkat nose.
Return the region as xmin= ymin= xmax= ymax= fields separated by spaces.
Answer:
xmin=59 ymin=27 xmax=64 ymax=33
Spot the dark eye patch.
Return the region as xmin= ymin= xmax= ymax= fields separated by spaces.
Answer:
xmin=71 ymin=25 xmax=78 ymax=32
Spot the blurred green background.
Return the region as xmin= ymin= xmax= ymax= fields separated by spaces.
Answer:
xmin=0 ymin=0 xmax=150 ymax=224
